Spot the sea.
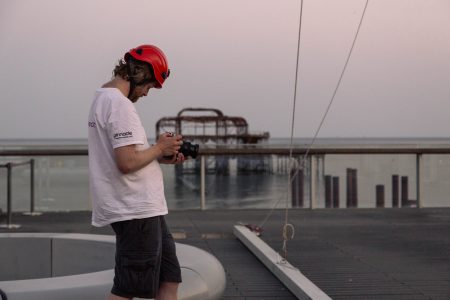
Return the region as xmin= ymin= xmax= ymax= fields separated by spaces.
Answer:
xmin=1 ymin=137 xmax=450 ymax=213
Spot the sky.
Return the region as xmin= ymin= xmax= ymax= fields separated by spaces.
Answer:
xmin=0 ymin=0 xmax=449 ymax=140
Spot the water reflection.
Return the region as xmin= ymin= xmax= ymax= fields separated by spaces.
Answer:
xmin=166 ymin=161 xmax=287 ymax=210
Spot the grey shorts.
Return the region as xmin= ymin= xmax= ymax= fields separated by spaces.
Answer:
xmin=110 ymin=216 xmax=182 ymax=299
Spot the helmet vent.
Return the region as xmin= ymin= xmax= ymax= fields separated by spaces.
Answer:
xmin=162 ymin=69 xmax=171 ymax=80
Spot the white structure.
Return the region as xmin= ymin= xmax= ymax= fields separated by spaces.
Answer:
xmin=0 ymin=233 xmax=226 ymax=300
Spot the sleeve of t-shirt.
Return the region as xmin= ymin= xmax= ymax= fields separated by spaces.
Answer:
xmin=107 ymin=100 xmax=145 ymax=149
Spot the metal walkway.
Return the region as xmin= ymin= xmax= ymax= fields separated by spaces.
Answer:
xmin=1 ymin=208 xmax=449 ymax=299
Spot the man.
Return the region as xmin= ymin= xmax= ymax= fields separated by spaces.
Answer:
xmin=88 ymin=44 xmax=184 ymax=300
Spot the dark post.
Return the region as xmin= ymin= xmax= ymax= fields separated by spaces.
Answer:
xmin=352 ymin=169 xmax=358 ymax=207
xmin=401 ymin=176 xmax=409 ymax=207
xmin=332 ymin=176 xmax=339 ymax=208
xmin=298 ymin=169 xmax=304 ymax=207
xmin=291 ymin=169 xmax=298 ymax=207
xmin=30 ymin=159 xmax=35 ymax=213
xmin=376 ymin=185 xmax=385 ymax=208
xmin=23 ymin=159 xmax=41 ymax=216
xmin=392 ymin=175 xmax=399 ymax=207
xmin=291 ymin=169 xmax=303 ymax=207
xmin=346 ymin=169 xmax=353 ymax=208
xmin=346 ymin=168 xmax=358 ymax=208
xmin=6 ymin=163 xmax=12 ymax=226
xmin=325 ymin=175 xmax=332 ymax=208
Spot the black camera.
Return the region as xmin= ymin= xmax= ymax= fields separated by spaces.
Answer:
xmin=179 ymin=141 xmax=199 ymax=159
xmin=162 ymin=138 xmax=199 ymax=160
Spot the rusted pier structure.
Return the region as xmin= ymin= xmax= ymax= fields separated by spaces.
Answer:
xmin=155 ymin=108 xmax=269 ymax=144
xmin=156 ymin=108 xmax=270 ymax=173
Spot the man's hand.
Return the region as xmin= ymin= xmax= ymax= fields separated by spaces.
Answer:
xmin=159 ymin=152 xmax=187 ymax=164
xmin=156 ymin=132 xmax=183 ymax=158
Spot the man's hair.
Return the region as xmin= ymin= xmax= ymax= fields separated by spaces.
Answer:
xmin=113 ymin=58 xmax=156 ymax=84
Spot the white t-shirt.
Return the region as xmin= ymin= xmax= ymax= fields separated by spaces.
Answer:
xmin=88 ymin=88 xmax=167 ymax=227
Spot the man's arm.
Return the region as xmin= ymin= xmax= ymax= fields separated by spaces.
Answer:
xmin=114 ymin=133 xmax=182 ymax=174
xmin=114 ymin=144 xmax=163 ymax=174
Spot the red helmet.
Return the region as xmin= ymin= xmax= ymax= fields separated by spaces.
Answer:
xmin=124 ymin=45 xmax=170 ymax=88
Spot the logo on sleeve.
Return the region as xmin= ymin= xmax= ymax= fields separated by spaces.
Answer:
xmin=114 ymin=131 xmax=133 ymax=139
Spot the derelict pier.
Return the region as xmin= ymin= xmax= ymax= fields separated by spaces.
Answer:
xmin=155 ymin=108 xmax=270 ymax=173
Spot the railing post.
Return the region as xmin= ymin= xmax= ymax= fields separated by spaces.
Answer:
xmin=416 ymin=154 xmax=422 ymax=208
xmin=31 ymin=159 xmax=35 ymax=212
xmin=6 ymin=163 xmax=12 ymax=226
xmin=23 ymin=158 xmax=42 ymax=216
xmin=200 ymin=155 xmax=206 ymax=210
xmin=0 ymin=163 xmax=21 ymax=229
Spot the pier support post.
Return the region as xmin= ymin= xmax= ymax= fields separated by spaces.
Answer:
xmin=392 ymin=175 xmax=399 ymax=207
xmin=376 ymin=185 xmax=385 ymax=208
xmin=325 ymin=175 xmax=332 ymax=208
xmin=401 ymin=176 xmax=409 ymax=207
xmin=332 ymin=177 xmax=339 ymax=208
xmin=310 ymin=155 xmax=325 ymax=209
xmin=346 ymin=168 xmax=358 ymax=208
xmin=291 ymin=168 xmax=303 ymax=208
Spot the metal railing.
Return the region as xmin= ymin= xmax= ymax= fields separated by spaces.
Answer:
xmin=0 ymin=159 xmax=37 ymax=228
xmin=2 ymin=144 xmax=450 ymax=156
xmin=1 ymin=144 xmax=450 ymax=213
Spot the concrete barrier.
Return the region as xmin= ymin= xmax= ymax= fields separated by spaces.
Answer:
xmin=0 ymin=233 xmax=226 ymax=300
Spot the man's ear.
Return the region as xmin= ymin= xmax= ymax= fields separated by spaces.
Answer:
xmin=131 ymin=64 xmax=152 ymax=83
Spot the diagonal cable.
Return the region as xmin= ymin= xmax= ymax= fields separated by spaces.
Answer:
xmin=259 ymin=0 xmax=370 ymax=232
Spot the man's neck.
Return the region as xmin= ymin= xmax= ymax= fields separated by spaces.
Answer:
xmin=102 ymin=77 xmax=130 ymax=98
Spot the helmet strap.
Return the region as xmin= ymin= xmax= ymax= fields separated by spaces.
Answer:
xmin=126 ymin=60 xmax=137 ymax=98
xmin=126 ymin=58 xmax=154 ymax=98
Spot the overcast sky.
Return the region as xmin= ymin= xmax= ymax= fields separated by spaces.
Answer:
xmin=1 ymin=0 xmax=449 ymax=140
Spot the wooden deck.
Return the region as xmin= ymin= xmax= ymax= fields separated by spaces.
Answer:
xmin=1 ymin=208 xmax=449 ymax=299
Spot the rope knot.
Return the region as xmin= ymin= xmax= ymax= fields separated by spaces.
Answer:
xmin=281 ymin=223 xmax=295 ymax=260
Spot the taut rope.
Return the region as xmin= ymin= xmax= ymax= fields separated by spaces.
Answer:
xmin=258 ymin=0 xmax=371 ymax=261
